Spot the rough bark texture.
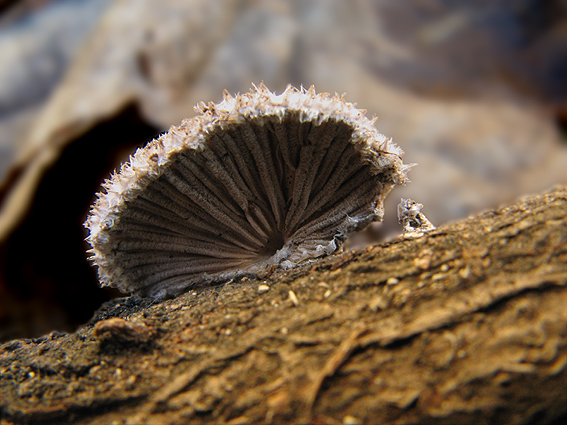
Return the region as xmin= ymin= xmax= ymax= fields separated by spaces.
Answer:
xmin=1 ymin=186 xmax=566 ymax=425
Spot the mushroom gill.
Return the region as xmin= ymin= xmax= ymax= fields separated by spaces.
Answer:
xmin=85 ymin=84 xmax=411 ymax=299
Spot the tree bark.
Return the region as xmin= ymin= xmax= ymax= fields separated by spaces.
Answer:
xmin=1 ymin=186 xmax=566 ymax=425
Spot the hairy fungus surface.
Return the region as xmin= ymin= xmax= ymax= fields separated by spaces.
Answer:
xmin=85 ymin=85 xmax=410 ymax=298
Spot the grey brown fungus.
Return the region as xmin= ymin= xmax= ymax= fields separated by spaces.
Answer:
xmin=85 ymin=84 xmax=411 ymax=299
xmin=397 ymin=198 xmax=436 ymax=234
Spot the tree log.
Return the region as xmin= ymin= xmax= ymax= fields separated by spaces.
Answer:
xmin=1 ymin=186 xmax=566 ymax=425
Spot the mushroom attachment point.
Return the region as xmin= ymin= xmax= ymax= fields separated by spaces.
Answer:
xmin=85 ymin=84 xmax=412 ymax=299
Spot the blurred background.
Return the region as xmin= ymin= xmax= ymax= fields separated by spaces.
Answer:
xmin=0 ymin=0 xmax=566 ymax=341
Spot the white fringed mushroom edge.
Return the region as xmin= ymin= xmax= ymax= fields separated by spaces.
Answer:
xmin=85 ymin=84 xmax=412 ymax=290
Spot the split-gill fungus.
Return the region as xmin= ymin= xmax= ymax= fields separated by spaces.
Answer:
xmin=85 ymin=84 xmax=411 ymax=299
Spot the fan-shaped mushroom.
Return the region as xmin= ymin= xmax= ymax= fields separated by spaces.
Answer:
xmin=85 ymin=84 xmax=411 ymax=299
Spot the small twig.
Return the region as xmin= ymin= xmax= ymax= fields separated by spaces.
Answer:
xmin=304 ymin=326 xmax=369 ymax=413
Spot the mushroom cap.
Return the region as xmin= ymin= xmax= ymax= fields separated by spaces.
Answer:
xmin=85 ymin=84 xmax=411 ymax=299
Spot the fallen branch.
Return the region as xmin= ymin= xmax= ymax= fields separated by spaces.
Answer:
xmin=1 ymin=186 xmax=566 ymax=425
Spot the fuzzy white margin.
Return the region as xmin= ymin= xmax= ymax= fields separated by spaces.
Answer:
xmin=84 ymin=84 xmax=412 ymax=290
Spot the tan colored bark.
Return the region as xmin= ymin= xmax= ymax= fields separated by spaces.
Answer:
xmin=1 ymin=186 xmax=566 ymax=425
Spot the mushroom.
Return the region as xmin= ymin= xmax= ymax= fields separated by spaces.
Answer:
xmin=397 ymin=198 xmax=436 ymax=234
xmin=85 ymin=84 xmax=411 ymax=299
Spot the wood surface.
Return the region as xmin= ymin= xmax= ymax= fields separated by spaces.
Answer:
xmin=1 ymin=186 xmax=566 ymax=425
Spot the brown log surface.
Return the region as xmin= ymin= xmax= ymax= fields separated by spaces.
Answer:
xmin=1 ymin=186 xmax=566 ymax=425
